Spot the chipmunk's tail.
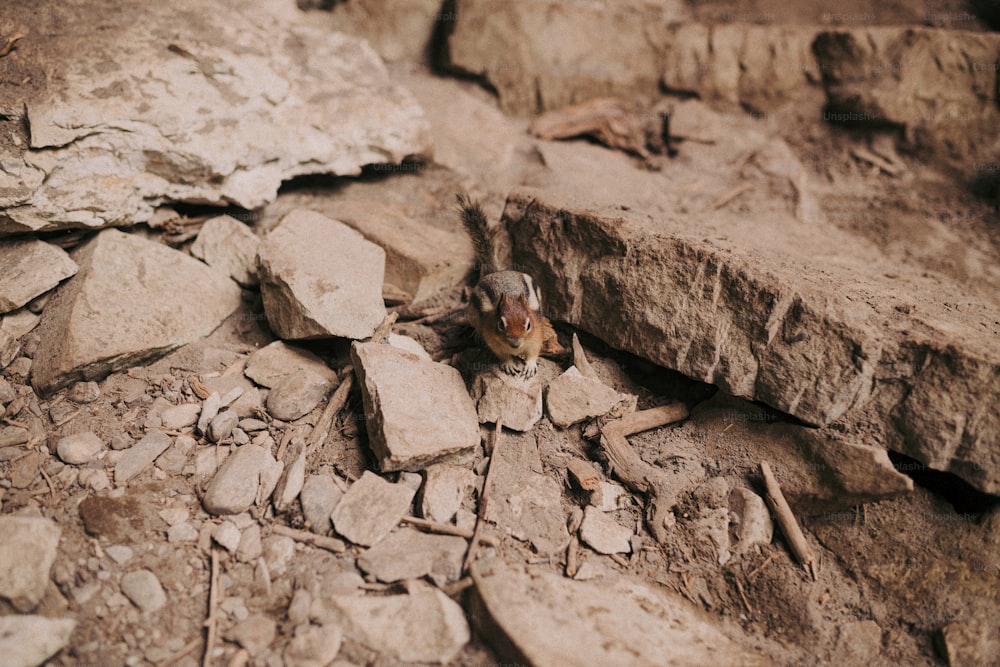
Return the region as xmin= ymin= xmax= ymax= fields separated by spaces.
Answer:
xmin=456 ymin=193 xmax=501 ymax=277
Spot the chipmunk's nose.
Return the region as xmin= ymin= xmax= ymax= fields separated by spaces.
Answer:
xmin=508 ymin=337 xmax=523 ymax=350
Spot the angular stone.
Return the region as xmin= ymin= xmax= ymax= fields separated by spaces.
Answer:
xmin=351 ymin=342 xmax=479 ymax=472
xmin=1 ymin=0 xmax=430 ymax=235
xmin=257 ymin=210 xmax=386 ymax=340
xmin=67 ymin=380 xmax=100 ymax=403
xmin=357 ymin=528 xmax=466 ymax=584
xmin=728 ymin=487 xmax=774 ymax=554
xmin=579 ymin=506 xmax=632 ymax=555
xmin=203 ymin=444 xmax=278 ymax=516
xmin=300 ymin=473 xmax=342 ymax=535
xmin=160 ymin=403 xmax=201 ymax=430
xmin=55 ymin=431 xmax=103 ymax=465
xmin=387 ymin=333 xmax=432 ymax=361
xmin=212 ymin=521 xmax=242 ymax=553
xmin=0 ymin=615 xmax=76 ymax=667
xmin=114 ymin=431 xmax=172 ymax=486
xmin=237 ymin=524 xmax=263 ymax=563
xmin=31 ymin=229 xmax=241 ymax=394
xmin=226 ymin=615 xmax=277 ymax=656
xmin=814 ymin=27 xmax=1000 ymax=163
xmin=0 ymin=238 xmax=78 ymax=313
xmin=244 ymin=340 xmax=337 ymax=389
xmin=331 ymin=471 xmax=415 ymax=547
xmin=190 ymin=215 xmax=260 ymax=287
xmin=316 ymin=587 xmax=469 ymax=664
xmin=419 ymin=464 xmax=477 ymax=524
xmin=482 ymin=431 xmax=567 ymax=556
xmin=503 ymin=190 xmax=1000 ymax=493
xmin=0 ymin=309 xmax=40 ymax=369
xmin=284 ymin=624 xmax=343 ymax=667
xmin=208 ymin=410 xmax=239 ymax=443
xmin=449 ymin=0 xmax=689 ymax=115
xmin=470 ymin=561 xmax=766 ymax=666
xmin=545 ymin=366 xmax=634 ymax=428
xmin=470 ymin=367 xmax=544 ymax=433
xmin=0 ymin=516 xmax=61 ymax=612
xmin=120 ymin=569 xmax=167 ymax=613
xmin=266 ymin=372 xmax=331 ymax=421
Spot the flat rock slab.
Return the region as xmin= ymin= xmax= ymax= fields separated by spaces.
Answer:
xmin=258 ymin=210 xmax=387 ymax=340
xmin=0 ymin=238 xmax=78 ymax=313
xmin=315 ymin=587 xmax=470 ymax=664
xmin=546 ymin=366 xmax=634 ymax=428
xmin=203 ymin=444 xmax=280 ymax=516
xmin=114 ymin=431 xmax=172 ymax=486
xmin=0 ymin=516 xmax=61 ymax=612
xmin=0 ymin=0 xmax=430 ymax=235
xmin=351 ymin=342 xmax=479 ymax=472
xmin=579 ymin=506 xmax=632 ymax=555
xmin=470 ymin=561 xmax=765 ymax=667
xmin=504 ymin=189 xmax=1000 ymax=493
xmin=331 ymin=471 xmax=415 ymax=547
xmin=470 ymin=367 xmax=544 ymax=432
xmin=30 ymin=229 xmax=241 ymax=394
xmin=0 ymin=309 xmax=40 ymax=369
xmin=244 ymin=341 xmax=337 ymax=389
xmin=483 ymin=431 xmax=568 ymax=556
xmin=357 ymin=527 xmax=466 ymax=583
xmin=0 ymin=615 xmax=76 ymax=667
xmin=190 ymin=215 xmax=260 ymax=287
xmin=419 ymin=464 xmax=477 ymax=524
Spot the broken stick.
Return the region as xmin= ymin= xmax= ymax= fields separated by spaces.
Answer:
xmin=202 ymin=548 xmax=221 ymax=667
xmin=401 ymin=515 xmax=474 ymax=539
xmin=271 ymin=524 xmax=346 ymax=553
xmin=584 ymin=402 xmax=688 ymax=439
xmin=760 ymin=461 xmax=816 ymax=580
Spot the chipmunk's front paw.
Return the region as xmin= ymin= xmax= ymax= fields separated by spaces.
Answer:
xmin=500 ymin=359 xmax=523 ymax=377
xmin=521 ymin=358 xmax=538 ymax=378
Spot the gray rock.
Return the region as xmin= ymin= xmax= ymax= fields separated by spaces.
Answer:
xmin=0 ymin=516 xmax=61 ymax=612
xmin=237 ymin=523 xmax=263 ymax=563
xmin=284 ymin=624 xmax=343 ymax=667
xmin=197 ymin=392 xmax=222 ymax=435
xmin=331 ymin=471 xmax=415 ymax=547
xmin=238 ymin=418 xmax=268 ymax=432
xmin=212 ymin=521 xmax=242 ymax=553
xmin=503 ymin=189 xmax=1000 ymax=494
xmin=351 ymin=342 xmax=479 ymax=472
xmin=419 ymin=464 xmax=477 ymax=524
xmin=67 ymin=380 xmax=100 ymax=403
xmin=190 ymin=215 xmax=260 ymax=287
xmin=120 ymin=569 xmax=167 ymax=613
xmin=316 ymin=587 xmax=469 ymax=664
xmin=203 ymin=444 xmax=277 ymax=515
xmin=357 ymin=528 xmax=466 ymax=584
xmin=470 ymin=366 xmax=544 ymax=433
xmin=0 ymin=309 xmax=40 ymax=369
xmin=0 ymin=426 xmax=29 ymax=448
xmin=244 ymin=341 xmax=338 ymax=389
xmin=470 ymin=561 xmax=766 ymax=666
xmin=386 ymin=333 xmax=432 ymax=361
xmin=208 ymin=410 xmax=239 ymax=443
xmin=78 ymin=469 xmax=110 ymax=492
xmin=579 ymin=506 xmax=632 ymax=555
xmin=31 ymin=229 xmax=241 ymax=394
xmin=266 ymin=372 xmax=331 ymax=421
xmin=105 ymin=545 xmax=134 ymax=566
xmin=226 ymin=614 xmax=277 ymax=656
xmin=300 ymin=474 xmax=343 ymax=534
xmin=160 ymin=403 xmax=201 ymax=430
xmin=728 ymin=487 xmax=774 ymax=554
xmin=257 ymin=210 xmax=387 ymax=340
xmin=262 ymin=535 xmax=296 ymax=576
xmin=114 ymin=431 xmax=172 ymax=486
xmin=0 ymin=238 xmax=78 ymax=314
xmin=167 ymin=522 xmax=198 ymax=543
xmin=482 ymin=431 xmax=567 ymax=556
xmin=56 ymin=431 xmax=103 ymax=465
xmin=545 ymin=366 xmax=635 ymax=428
xmin=0 ymin=615 xmax=76 ymax=667
xmin=273 ymin=443 xmax=307 ymax=513
xmin=0 ymin=0 xmax=430 ymax=235
xmin=0 ymin=377 xmax=14 ymax=404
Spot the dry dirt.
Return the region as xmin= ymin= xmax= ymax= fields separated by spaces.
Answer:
xmin=2 ymin=2 xmax=1000 ymax=667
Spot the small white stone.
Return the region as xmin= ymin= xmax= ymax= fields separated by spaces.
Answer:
xmin=212 ymin=521 xmax=242 ymax=553
xmin=105 ymin=545 xmax=134 ymax=566
xmin=56 ymin=431 xmax=103 ymax=465
xmin=160 ymin=403 xmax=201 ymax=430
xmin=120 ymin=569 xmax=167 ymax=613
xmin=167 ymin=522 xmax=199 ymax=543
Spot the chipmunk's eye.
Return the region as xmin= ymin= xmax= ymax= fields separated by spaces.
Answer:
xmin=524 ymin=318 xmax=531 ymax=332
xmin=498 ymin=317 xmax=507 ymax=332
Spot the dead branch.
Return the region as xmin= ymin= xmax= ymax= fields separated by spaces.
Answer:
xmin=271 ymin=524 xmax=346 ymax=553
xmin=306 ymin=369 xmax=354 ymax=454
xmin=530 ymin=97 xmax=649 ymax=158
xmin=202 ymin=548 xmax=221 ymax=667
xmin=584 ymin=403 xmax=688 ymax=439
xmin=401 ymin=515 xmax=474 ymax=539
xmin=567 ymin=458 xmax=601 ymax=491
xmin=760 ymin=461 xmax=817 ymax=580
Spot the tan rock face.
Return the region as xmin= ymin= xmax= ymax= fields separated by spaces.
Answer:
xmin=504 ymin=191 xmax=1000 ymax=493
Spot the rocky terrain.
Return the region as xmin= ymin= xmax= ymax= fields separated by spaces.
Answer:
xmin=1 ymin=1 xmax=999 ymax=666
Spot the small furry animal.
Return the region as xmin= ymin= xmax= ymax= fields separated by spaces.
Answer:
xmin=457 ymin=193 xmax=544 ymax=377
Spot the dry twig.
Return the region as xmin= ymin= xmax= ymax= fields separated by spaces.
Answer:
xmin=401 ymin=515 xmax=474 ymax=539
xmin=202 ymin=548 xmax=221 ymax=667
xmin=271 ymin=524 xmax=346 ymax=553
xmin=155 ymin=638 xmax=200 ymax=667
xmin=760 ymin=461 xmax=816 ymax=580
xmin=0 ymin=32 xmax=26 ymax=58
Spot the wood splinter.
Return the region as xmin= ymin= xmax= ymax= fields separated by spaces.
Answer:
xmin=760 ymin=461 xmax=817 ymax=581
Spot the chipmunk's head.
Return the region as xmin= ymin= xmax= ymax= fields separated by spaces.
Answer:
xmin=495 ymin=292 xmax=533 ymax=351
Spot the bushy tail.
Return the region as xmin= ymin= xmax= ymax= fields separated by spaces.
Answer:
xmin=456 ymin=193 xmax=500 ymax=276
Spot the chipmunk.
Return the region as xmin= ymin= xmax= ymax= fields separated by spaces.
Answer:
xmin=457 ymin=193 xmax=544 ymax=378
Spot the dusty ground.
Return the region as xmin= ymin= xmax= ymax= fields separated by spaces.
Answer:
xmin=2 ymin=1 xmax=1000 ymax=666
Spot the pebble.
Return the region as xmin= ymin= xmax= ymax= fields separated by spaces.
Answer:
xmin=579 ymin=506 xmax=633 ymax=555
xmin=110 ymin=434 xmax=133 ymax=450
xmin=0 ymin=516 xmax=62 ymax=612
xmin=67 ymin=381 xmax=101 ymax=403
xmin=266 ymin=371 xmax=330 ymax=421
xmin=420 ymin=464 xmax=476 ymax=523
xmin=120 ymin=569 xmax=167 ymax=613
xmin=0 ymin=615 xmax=76 ymax=667
xmin=0 ymin=377 xmax=14 ymax=403
xmin=202 ymin=444 xmax=277 ymax=515
xmin=226 ymin=614 xmax=277 ymax=656
xmin=197 ymin=392 xmax=222 ymax=435
xmin=105 ymin=545 xmax=135 ymax=566
xmin=284 ymin=624 xmax=343 ymax=667
xmin=238 ymin=418 xmax=268 ymax=432
xmin=231 ymin=427 xmax=250 ymax=445
xmin=114 ymin=431 xmax=172 ymax=485
xmin=208 ymin=410 xmax=239 ymax=442
xmin=212 ymin=522 xmax=242 ymax=553
xmin=167 ymin=522 xmax=199 ymax=543
xmin=262 ymin=535 xmax=296 ymax=575
xmin=287 ymin=589 xmax=312 ymax=625
xmin=299 ymin=474 xmax=342 ymax=534
xmin=331 ymin=471 xmax=416 ymax=547
xmin=160 ymin=403 xmax=201 ymax=430
xmin=56 ymin=431 xmax=104 ymax=464
xmin=157 ymin=507 xmax=189 ymax=527
xmin=237 ymin=524 xmax=263 ymax=563
xmin=79 ymin=468 xmax=111 ymax=491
